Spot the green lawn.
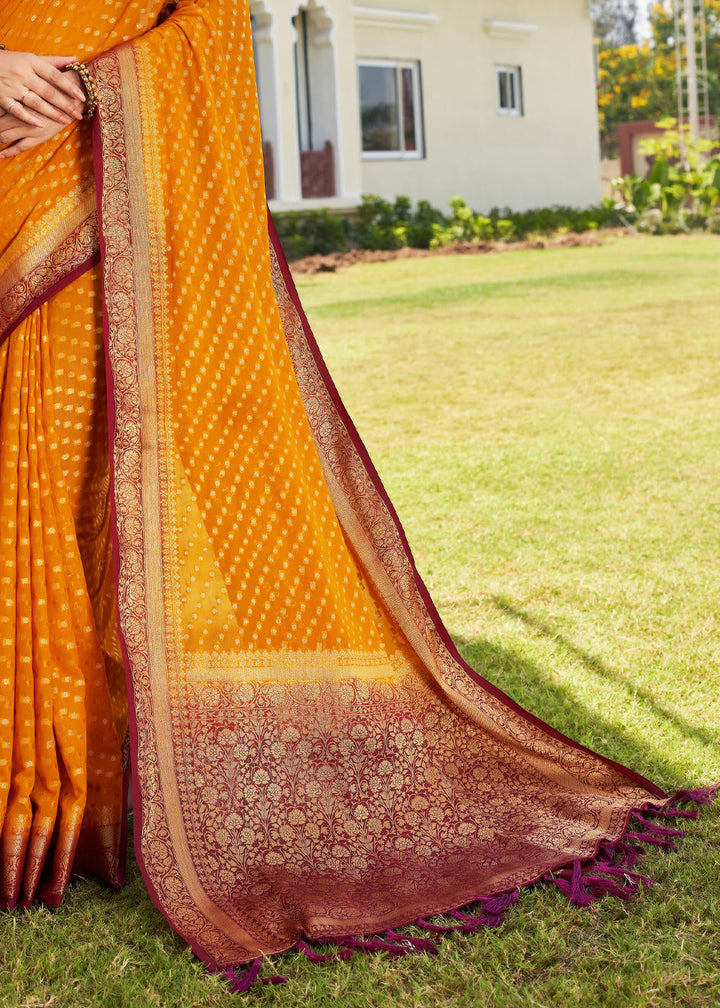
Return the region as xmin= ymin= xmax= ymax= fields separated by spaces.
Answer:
xmin=3 ymin=235 xmax=719 ymax=1007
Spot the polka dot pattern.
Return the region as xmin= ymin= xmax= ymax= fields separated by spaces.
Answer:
xmin=131 ymin=10 xmax=385 ymax=658
xmin=0 ymin=266 xmax=123 ymax=907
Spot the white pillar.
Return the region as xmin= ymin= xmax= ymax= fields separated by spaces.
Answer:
xmin=273 ymin=13 xmax=302 ymax=201
xmin=685 ymin=0 xmax=699 ymax=139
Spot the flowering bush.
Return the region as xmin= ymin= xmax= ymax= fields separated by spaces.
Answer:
xmin=597 ymin=1 xmax=720 ymax=157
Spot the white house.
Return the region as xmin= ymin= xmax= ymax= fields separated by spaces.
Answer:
xmin=250 ymin=1 xmax=602 ymax=214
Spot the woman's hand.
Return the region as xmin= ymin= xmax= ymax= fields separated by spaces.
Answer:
xmin=0 ymin=50 xmax=86 ymax=127
xmin=0 ymin=108 xmax=76 ymax=158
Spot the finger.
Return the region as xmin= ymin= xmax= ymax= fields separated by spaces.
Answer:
xmin=38 ymin=55 xmax=79 ymax=67
xmin=27 ymin=86 xmax=83 ymax=122
xmin=0 ymin=113 xmax=39 ymax=142
xmin=16 ymin=92 xmax=74 ymax=125
xmin=0 ymin=125 xmax=23 ymax=144
xmin=0 ymin=136 xmax=35 ymax=158
xmin=1 ymin=100 xmax=45 ymax=128
xmin=34 ymin=61 xmax=87 ymax=104
xmin=29 ymin=74 xmax=85 ymax=116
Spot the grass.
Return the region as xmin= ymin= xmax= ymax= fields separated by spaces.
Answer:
xmin=3 ymin=234 xmax=719 ymax=1007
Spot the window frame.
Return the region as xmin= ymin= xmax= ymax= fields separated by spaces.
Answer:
xmin=357 ymin=58 xmax=425 ymax=160
xmin=496 ymin=64 xmax=524 ymax=117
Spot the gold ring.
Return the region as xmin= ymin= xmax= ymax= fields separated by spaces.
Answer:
xmin=6 ymin=99 xmax=18 ymax=114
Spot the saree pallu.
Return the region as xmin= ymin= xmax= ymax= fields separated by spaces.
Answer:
xmin=1 ymin=0 xmax=675 ymax=970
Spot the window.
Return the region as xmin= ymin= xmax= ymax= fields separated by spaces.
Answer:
xmin=496 ymin=65 xmax=523 ymax=116
xmin=358 ymin=60 xmax=424 ymax=158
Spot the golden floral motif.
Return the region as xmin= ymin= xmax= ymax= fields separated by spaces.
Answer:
xmin=0 ymin=212 xmax=99 ymax=344
xmin=91 ymin=0 xmax=664 ymax=973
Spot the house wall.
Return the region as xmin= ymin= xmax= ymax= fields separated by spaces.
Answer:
xmin=254 ymin=1 xmax=602 ymax=214
xmin=355 ymin=0 xmax=601 ymax=212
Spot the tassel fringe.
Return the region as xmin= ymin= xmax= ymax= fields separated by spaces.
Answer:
xmin=224 ymin=785 xmax=718 ymax=991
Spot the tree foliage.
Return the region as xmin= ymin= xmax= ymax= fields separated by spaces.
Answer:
xmin=591 ymin=0 xmax=640 ymax=46
xmin=597 ymin=1 xmax=720 ymax=157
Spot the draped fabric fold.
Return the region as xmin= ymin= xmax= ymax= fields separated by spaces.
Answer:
xmin=1 ymin=0 xmax=675 ymax=972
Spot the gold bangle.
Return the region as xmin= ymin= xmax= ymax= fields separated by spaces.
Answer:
xmin=64 ymin=61 xmax=98 ymax=119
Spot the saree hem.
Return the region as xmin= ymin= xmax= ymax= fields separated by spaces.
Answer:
xmin=225 ymin=784 xmax=719 ymax=986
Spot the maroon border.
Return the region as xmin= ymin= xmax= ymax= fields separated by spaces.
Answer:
xmin=93 ymin=108 xmax=132 ymax=889
xmin=91 ymin=68 xmax=227 ymax=975
xmin=0 ymin=249 xmax=100 ymax=348
xmin=267 ymin=210 xmax=667 ymax=803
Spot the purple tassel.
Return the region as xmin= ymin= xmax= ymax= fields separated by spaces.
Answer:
xmin=670 ymin=786 xmax=718 ymax=805
xmin=544 ymin=863 xmax=592 ymax=906
xmin=631 ymin=812 xmax=686 ymax=838
xmin=296 ymin=939 xmax=352 ymax=964
xmin=595 ymin=840 xmax=642 ymax=869
xmin=340 ymin=935 xmax=410 ymax=957
xmin=544 ymin=865 xmax=593 ymax=906
xmin=482 ymin=890 xmax=520 ymax=916
xmin=659 ymin=806 xmax=699 ymax=820
xmin=624 ymin=830 xmax=678 ymax=850
xmin=583 ymin=875 xmax=639 ymax=900
xmin=226 ymin=960 xmax=262 ymax=993
xmin=589 ymin=862 xmax=654 ymax=887
xmin=451 ymin=909 xmax=495 ymax=930
xmin=385 ymin=930 xmax=438 ymax=953
xmin=474 ymin=913 xmax=505 ymax=930
xmin=225 ymin=959 xmax=288 ymax=992
xmin=417 ymin=895 xmax=518 ymax=936
xmin=544 ymin=872 xmax=572 ymax=900
xmin=544 ymin=859 xmax=648 ymax=906
xmin=570 ymin=861 xmax=594 ymax=906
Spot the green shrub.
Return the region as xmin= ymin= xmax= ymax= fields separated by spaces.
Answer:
xmin=429 ymin=197 xmax=494 ymax=247
xmin=272 ymin=193 xmax=636 ymax=261
xmin=612 ymin=119 xmax=720 ymax=233
xmin=355 ymin=194 xmax=442 ymax=250
xmin=273 ymin=208 xmax=350 ymax=258
xmin=495 ymin=218 xmax=517 ymax=241
xmin=406 ymin=199 xmax=447 ymax=248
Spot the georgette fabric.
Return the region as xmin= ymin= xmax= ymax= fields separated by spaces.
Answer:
xmin=0 ymin=0 xmax=674 ymax=971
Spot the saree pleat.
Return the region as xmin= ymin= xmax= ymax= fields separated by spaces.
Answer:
xmin=0 ymin=0 xmax=698 ymax=974
xmin=0 ymin=271 xmax=123 ymax=906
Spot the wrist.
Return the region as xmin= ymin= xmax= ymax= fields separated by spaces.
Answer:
xmin=63 ymin=62 xmax=98 ymax=119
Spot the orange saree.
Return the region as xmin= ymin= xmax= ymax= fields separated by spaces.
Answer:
xmin=0 ymin=0 xmax=713 ymax=981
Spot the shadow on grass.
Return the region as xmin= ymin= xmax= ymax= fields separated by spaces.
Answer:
xmin=311 ymin=267 xmax=665 ymax=320
xmin=453 ymin=598 xmax=720 ymax=789
xmin=490 ymin=595 xmax=718 ymax=752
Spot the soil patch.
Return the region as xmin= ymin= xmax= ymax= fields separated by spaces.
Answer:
xmin=289 ymin=228 xmax=634 ymax=275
